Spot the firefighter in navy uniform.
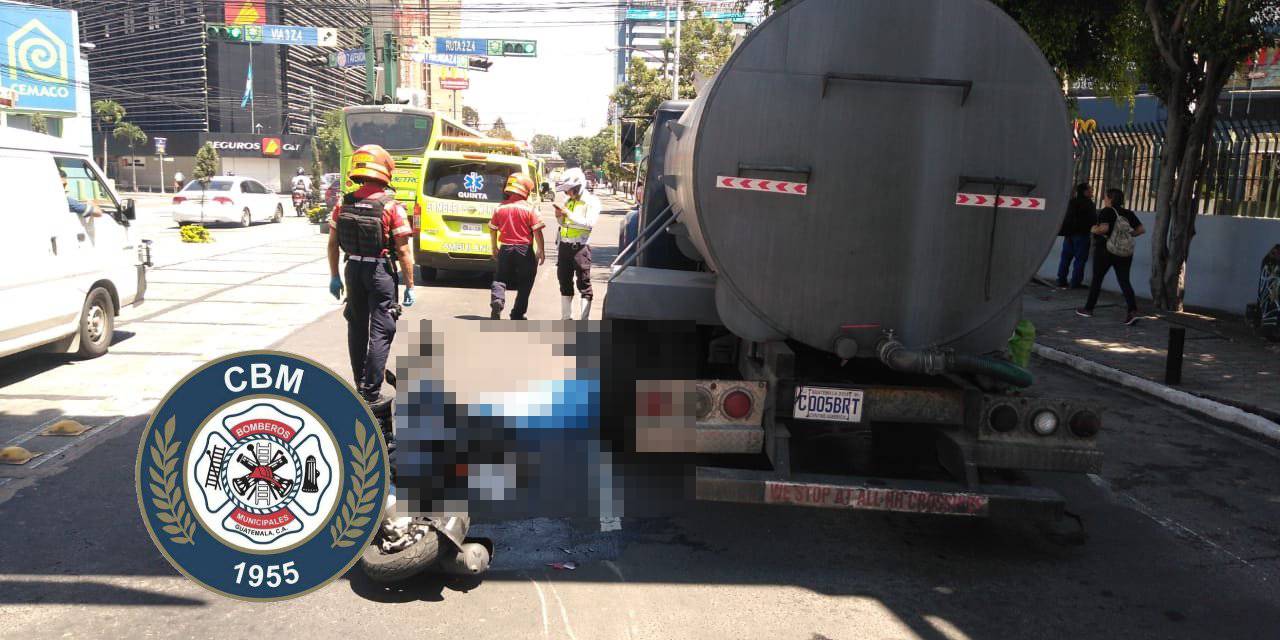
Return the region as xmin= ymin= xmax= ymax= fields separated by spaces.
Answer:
xmin=327 ymin=144 xmax=416 ymax=405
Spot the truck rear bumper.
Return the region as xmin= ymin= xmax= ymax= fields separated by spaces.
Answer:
xmin=695 ymin=466 xmax=1064 ymax=521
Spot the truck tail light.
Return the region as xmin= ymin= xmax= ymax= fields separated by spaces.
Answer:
xmin=1030 ymin=410 xmax=1059 ymax=436
xmin=412 ymin=201 xmax=422 ymax=235
xmin=988 ymin=404 xmax=1018 ymax=432
xmin=1069 ymin=410 xmax=1101 ymax=438
xmin=722 ymin=390 xmax=753 ymax=420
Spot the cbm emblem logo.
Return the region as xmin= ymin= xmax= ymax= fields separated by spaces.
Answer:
xmin=261 ymin=137 xmax=282 ymax=157
xmin=136 ymin=352 xmax=388 ymax=601
xmin=6 ymin=19 xmax=68 ymax=84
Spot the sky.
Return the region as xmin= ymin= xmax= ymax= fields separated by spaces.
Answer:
xmin=456 ymin=0 xmax=620 ymax=142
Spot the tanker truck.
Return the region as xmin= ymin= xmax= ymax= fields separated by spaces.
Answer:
xmin=603 ymin=0 xmax=1101 ymax=521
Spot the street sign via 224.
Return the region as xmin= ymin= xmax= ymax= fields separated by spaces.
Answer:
xmin=436 ymin=37 xmax=536 ymax=57
xmin=261 ymin=25 xmax=338 ymax=47
xmin=135 ymin=352 xmax=388 ymax=601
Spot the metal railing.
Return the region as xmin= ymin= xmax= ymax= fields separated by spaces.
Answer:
xmin=1073 ymin=119 xmax=1280 ymax=218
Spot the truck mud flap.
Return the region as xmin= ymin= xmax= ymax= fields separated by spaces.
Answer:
xmin=695 ymin=466 xmax=1064 ymax=521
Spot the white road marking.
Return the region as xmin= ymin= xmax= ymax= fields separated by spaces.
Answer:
xmin=527 ymin=573 xmax=551 ymax=640
xmin=1088 ymin=473 xmax=1260 ymax=573
xmin=543 ymin=570 xmax=579 ymax=640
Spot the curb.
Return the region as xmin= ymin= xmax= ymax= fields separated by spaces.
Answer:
xmin=1032 ymin=344 xmax=1280 ymax=444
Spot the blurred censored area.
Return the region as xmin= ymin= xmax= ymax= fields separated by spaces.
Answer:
xmin=394 ymin=319 xmax=701 ymax=520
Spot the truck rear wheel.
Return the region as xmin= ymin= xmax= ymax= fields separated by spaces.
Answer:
xmin=77 ymin=287 xmax=114 ymax=359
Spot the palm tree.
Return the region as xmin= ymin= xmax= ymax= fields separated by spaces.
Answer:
xmin=112 ymin=122 xmax=147 ymax=191
xmin=92 ymin=100 xmax=125 ymax=172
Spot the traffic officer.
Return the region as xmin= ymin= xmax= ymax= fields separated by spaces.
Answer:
xmin=553 ymin=167 xmax=601 ymax=320
xmin=327 ymin=144 xmax=416 ymax=403
xmin=489 ymin=173 xmax=545 ymax=320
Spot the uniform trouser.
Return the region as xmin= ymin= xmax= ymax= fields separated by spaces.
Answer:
xmin=344 ymin=259 xmax=398 ymax=401
xmin=557 ymin=241 xmax=593 ymax=299
xmin=491 ymin=245 xmax=538 ymax=319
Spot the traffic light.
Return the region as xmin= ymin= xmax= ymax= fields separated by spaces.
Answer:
xmin=501 ymin=40 xmax=536 ymax=57
xmin=206 ymin=23 xmax=244 ymax=42
xmin=467 ymin=57 xmax=492 ymax=72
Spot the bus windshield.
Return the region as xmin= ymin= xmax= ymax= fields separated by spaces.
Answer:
xmin=345 ymin=112 xmax=435 ymax=154
xmin=425 ymin=158 xmax=521 ymax=204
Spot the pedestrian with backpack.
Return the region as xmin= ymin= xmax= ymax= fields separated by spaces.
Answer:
xmin=1077 ymin=188 xmax=1144 ymax=325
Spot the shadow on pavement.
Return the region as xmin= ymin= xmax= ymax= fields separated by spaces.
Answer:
xmin=0 ymin=580 xmax=205 ymax=607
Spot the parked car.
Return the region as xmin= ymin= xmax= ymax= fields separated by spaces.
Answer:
xmin=324 ymin=177 xmax=341 ymax=211
xmin=0 ymin=128 xmax=150 ymax=359
xmin=172 ymin=177 xmax=284 ymax=227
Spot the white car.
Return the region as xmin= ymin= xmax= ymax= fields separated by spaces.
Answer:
xmin=172 ymin=177 xmax=284 ymax=226
xmin=0 ymin=128 xmax=150 ymax=359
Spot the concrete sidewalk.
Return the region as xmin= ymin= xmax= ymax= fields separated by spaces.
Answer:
xmin=1023 ymin=282 xmax=1280 ymax=429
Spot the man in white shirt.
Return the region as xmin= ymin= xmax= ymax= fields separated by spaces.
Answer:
xmin=553 ymin=168 xmax=601 ymax=320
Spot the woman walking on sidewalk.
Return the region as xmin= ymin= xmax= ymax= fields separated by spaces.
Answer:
xmin=1077 ymin=188 xmax=1144 ymax=325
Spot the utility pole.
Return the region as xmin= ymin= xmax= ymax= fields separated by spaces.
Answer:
xmin=248 ymin=42 xmax=256 ymax=130
xmin=308 ymin=86 xmax=315 ymax=133
xmin=363 ymin=27 xmax=376 ymax=102
xmin=672 ymin=1 xmax=681 ymax=101
xmin=383 ymin=31 xmax=397 ymax=101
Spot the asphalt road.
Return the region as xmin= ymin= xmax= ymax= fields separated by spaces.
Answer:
xmin=2 ymin=192 xmax=1279 ymax=639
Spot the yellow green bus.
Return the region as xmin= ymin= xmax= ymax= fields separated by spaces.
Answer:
xmin=338 ymin=105 xmax=481 ymax=205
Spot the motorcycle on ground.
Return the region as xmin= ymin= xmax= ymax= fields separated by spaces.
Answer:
xmin=358 ymin=370 xmax=493 ymax=583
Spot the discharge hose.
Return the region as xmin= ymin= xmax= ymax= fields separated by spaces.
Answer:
xmin=876 ymin=335 xmax=1034 ymax=388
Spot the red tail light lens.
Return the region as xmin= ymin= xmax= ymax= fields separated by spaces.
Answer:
xmin=722 ymin=390 xmax=752 ymax=420
xmin=212 ymin=196 xmax=233 ymax=205
xmin=640 ymin=390 xmax=671 ymax=417
xmin=172 ymin=196 xmax=186 ymax=204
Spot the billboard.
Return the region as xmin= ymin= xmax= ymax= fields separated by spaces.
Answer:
xmin=0 ymin=4 xmax=79 ymax=113
xmin=225 ymin=0 xmax=267 ymax=25
xmin=439 ymin=67 xmax=469 ymax=90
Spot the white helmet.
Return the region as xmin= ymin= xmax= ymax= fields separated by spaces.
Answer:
xmin=556 ymin=167 xmax=587 ymax=193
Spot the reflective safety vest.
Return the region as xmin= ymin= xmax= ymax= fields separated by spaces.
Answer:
xmin=559 ymin=198 xmax=592 ymax=242
xmin=336 ymin=190 xmax=392 ymax=258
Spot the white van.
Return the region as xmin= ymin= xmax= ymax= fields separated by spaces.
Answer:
xmin=0 ymin=129 xmax=151 ymax=359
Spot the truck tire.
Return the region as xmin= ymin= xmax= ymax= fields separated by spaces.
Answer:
xmin=359 ymin=527 xmax=439 ymax=583
xmin=77 ymin=287 xmax=114 ymax=359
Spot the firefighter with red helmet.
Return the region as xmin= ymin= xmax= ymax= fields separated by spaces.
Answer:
xmin=327 ymin=144 xmax=415 ymax=403
xmin=488 ymin=173 xmax=545 ymax=319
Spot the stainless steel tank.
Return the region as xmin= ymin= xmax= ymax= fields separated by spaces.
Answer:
xmin=664 ymin=0 xmax=1070 ymax=356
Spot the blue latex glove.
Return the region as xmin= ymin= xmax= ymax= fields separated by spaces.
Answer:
xmin=329 ymin=275 xmax=343 ymax=300
xmin=402 ymin=288 xmax=415 ymax=307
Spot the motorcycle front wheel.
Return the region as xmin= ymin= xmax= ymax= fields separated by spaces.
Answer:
xmin=359 ymin=526 xmax=440 ymax=583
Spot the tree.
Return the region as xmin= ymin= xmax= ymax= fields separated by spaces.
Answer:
xmin=314 ymin=108 xmax=343 ymax=172
xmin=611 ymin=7 xmax=736 ymax=139
xmin=557 ymin=136 xmax=591 ymax=170
xmin=30 ymin=113 xmax=48 ymax=134
xmin=1140 ymin=0 xmax=1278 ymax=310
xmin=192 ymin=143 xmax=221 ymax=226
xmin=487 ymin=117 xmax=514 ymax=140
xmin=92 ymin=99 xmax=125 ymax=172
xmin=530 ymin=134 xmax=559 ymax=154
xmin=112 ymin=122 xmax=147 ymax=191
xmin=461 ymin=105 xmax=480 ymax=129
xmin=193 ymin=142 xmax=220 ymax=183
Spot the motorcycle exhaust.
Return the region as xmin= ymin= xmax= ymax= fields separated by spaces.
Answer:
xmin=437 ymin=541 xmax=491 ymax=575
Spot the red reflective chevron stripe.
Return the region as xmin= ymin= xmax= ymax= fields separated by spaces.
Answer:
xmin=716 ymin=176 xmax=809 ymax=196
